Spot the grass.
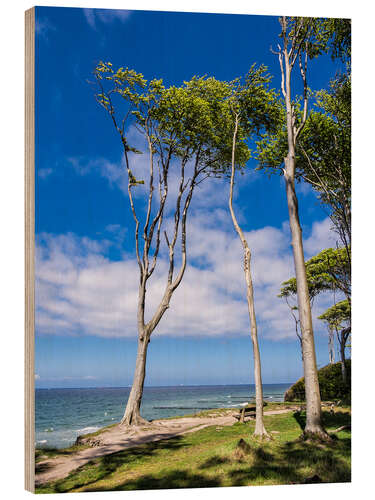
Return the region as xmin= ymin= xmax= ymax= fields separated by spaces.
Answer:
xmin=35 ymin=408 xmax=351 ymax=493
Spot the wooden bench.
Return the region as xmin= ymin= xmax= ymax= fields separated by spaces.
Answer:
xmin=234 ymin=403 xmax=267 ymax=423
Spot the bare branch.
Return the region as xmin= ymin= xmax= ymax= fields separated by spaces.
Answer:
xmin=142 ymin=119 xmax=155 ymax=273
xmin=278 ymin=51 xmax=287 ymax=99
xmin=294 ymin=45 xmax=309 ymax=143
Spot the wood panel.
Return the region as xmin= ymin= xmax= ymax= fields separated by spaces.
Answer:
xmin=25 ymin=6 xmax=35 ymax=493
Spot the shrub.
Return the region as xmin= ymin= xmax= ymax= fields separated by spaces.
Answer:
xmin=284 ymin=360 xmax=351 ymax=402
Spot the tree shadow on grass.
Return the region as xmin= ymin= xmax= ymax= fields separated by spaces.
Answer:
xmin=228 ymin=444 xmax=303 ymax=486
xmin=228 ymin=438 xmax=350 ymax=486
xmin=292 ymin=410 xmax=306 ymax=431
xmin=281 ymin=437 xmax=351 ymax=483
xmin=199 ymin=455 xmax=231 ymax=469
xmin=322 ymin=410 xmax=351 ymax=429
xmin=293 ymin=409 xmax=351 ymax=433
xmin=88 ymin=469 xmax=221 ymax=491
xmin=36 ymin=435 xmax=188 ymax=493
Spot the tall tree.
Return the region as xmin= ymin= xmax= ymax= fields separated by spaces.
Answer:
xmin=269 ymin=17 xmax=330 ymax=438
xmin=229 ymin=112 xmax=269 ymax=438
xmin=227 ymin=66 xmax=279 ymax=438
xmin=93 ymin=63 xmax=248 ymax=426
xmin=318 ymin=300 xmax=351 ymax=382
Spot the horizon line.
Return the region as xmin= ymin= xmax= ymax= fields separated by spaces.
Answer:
xmin=35 ymin=382 xmax=292 ymax=390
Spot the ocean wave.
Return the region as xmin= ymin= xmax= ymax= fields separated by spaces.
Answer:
xmin=76 ymin=426 xmax=100 ymax=434
xmin=153 ymin=406 xmax=208 ymax=410
xmin=37 ymin=440 xmax=47 ymax=444
xmin=197 ymin=400 xmax=229 ymax=403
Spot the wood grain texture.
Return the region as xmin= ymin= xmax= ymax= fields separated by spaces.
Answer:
xmin=25 ymin=7 xmax=35 ymax=493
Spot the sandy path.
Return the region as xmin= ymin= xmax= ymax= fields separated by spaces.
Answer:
xmin=35 ymin=409 xmax=293 ymax=486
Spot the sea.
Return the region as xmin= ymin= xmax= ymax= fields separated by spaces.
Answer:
xmin=35 ymin=384 xmax=290 ymax=449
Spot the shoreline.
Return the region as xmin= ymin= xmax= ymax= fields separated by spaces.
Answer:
xmin=35 ymin=399 xmax=346 ymax=454
xmin=36 ymin=401 xmax=294 ymax=452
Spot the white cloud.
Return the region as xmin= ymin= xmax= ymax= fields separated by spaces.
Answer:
xmin=303 ymin=218 xmax=337 ymax=257
xmin=68 ymin=156 xmax=129 ymax=194
xmin=39 ymin=126 xmax=339 ymax=343
xmin=35 ymin=374 xmax=40 ymax=380
xmin=83 ymin=8 xmax=131 ymax=30
xmin=35 ymin=17 xmax=56 ymax=42
xmin=35 ymin=212 xmax=337 ymax=342
xmin=38 ymin=168 xmax=53 ymax=180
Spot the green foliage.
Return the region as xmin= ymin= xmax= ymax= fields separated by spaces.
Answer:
xmin=93 ymin=62 xmax=281 ymax=181
xmin=297 ymin=75 xmax=351 ymax=245
xmin=93 ymin=62 xmax=252 ymax=177
xmin=318 ymin=18 xmax=351 ymax=62
xmin=318 ymin=300 xmax=351 ymax=331
xmin=280 ymin=17 xmax=329 ymax=60
xmin=150 ymin=75 xmax=250 ymax=172
xmin=279 ymin=17 xmax=351 ymax=64
xmin=256 ymin=74 xmax=351 ymax=185
xmin=284 ymin=360 xmax=351 ymax=401
xmin=279 ymin=246 xmax=351 ymax=301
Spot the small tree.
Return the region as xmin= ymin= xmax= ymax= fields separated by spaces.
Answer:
xmin=93 ymin=63 xmax=247 ymax=426
xmin=279 ymin=264 xmax=324 ymax=360
xmin=279 ymin=246 xmax=350 ymax=362
xmin=318 ymin=300 xmax=351 ymax=382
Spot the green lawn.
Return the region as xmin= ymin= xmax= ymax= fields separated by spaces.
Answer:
xmin=36 ymin=409 xmax=351 ymax=493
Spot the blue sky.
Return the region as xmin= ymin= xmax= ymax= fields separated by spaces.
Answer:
xmin=34 ymin=6 xmax=346 ymax=388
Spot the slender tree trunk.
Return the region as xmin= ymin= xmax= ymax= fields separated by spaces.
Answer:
xmin=121 ymin=276 xmax=150 ymax=426
xmin=328 ymin=328 xmax=335 ymax=364
xmin=245 ymin=247 xmax=269 ymax=437
xmin=121 ymin=332 xmax=150 ymax=425
xmin=284 ymin=159 xmax=327 ymax=437
xmin=278 ymin=25 xmax=329 ymax=437
xmin=229 ymin=114 xmax=268 ymax=438
xmin=340 ymin=340 xmax=346 ymax=383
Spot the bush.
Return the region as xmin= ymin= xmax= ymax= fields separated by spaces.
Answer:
xmin=284 ymin=360 xmax=351 ymax=402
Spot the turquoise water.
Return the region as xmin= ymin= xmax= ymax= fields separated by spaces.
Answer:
xmin=35 ymin=384 xmax=289 ymax=449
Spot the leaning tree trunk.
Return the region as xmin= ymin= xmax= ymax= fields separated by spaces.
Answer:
xmin=229 ymin=114 xmax=269 ymax=438
xmin=244 ymin=246 xmax=269 ymax=438
xmin=121 ymin=332 xmax=150 ymax=426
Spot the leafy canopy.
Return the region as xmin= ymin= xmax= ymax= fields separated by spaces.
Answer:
xmin=279 ymin=246 xmax=350 ymax=300
xmin=318 ymin=299 xmax=350 ymax=331
xmin=93 ymin=61 xmax=280 ymax=178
